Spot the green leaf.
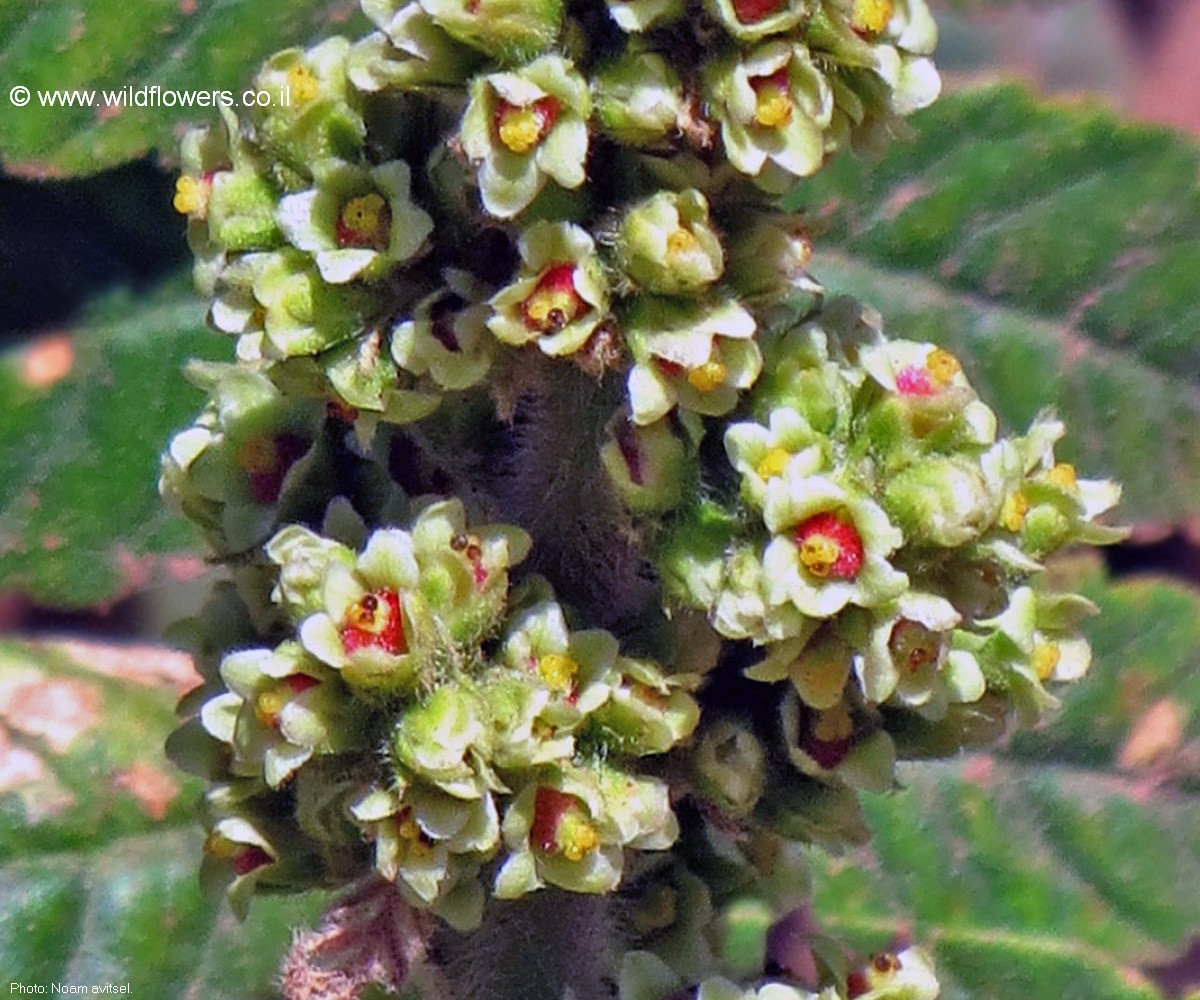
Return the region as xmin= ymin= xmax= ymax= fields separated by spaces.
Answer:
xmin=794 ymin=85 xmax=1200 ymax=530
xmin=0 ymin=0 xmax=366 ymax=178
xmin=807 ymin=569 xmax=1200 ymax=1000
xmin=0 ymin=638 xmax=327 ymax=996
xmin=0 ymin=278 xmax=228 ymax=607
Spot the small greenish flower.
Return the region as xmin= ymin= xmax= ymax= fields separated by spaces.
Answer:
xmin=290 ymin=501 xmax=530 ymax=694
xmin=200 ymin=812 xmax=283 ymax=918
xmin=617 ymin=189 xmax=725 ymax=295
xmin=591 ymin=657 xmax=700 ymax=754
xmin=297 ymin=526 xmax=423 ymax=694
xmin=1000 ymin=415 xmax=1126 ymax=557
xmin=762 ymin=473 xmax=908 ymax=618
xmin=626 ymin=296 xmax=761 ymax=425
xmin=418 ymin=0 xmax=564 ymax=63
xmin=265 ymin=524 xmax=358 ymax=619
xmin=724 ymin=406 xmax=826 ymax=509
xmin=806 ymin=0 xmax=941 ymax=117
xmin=407 ymin=498 xmax=533 ymax=646
xmin=159 ymin=364 xmax=322 ymax=553
xmin=498 ymin=599 xmax=621 ymax=728
xmin=277 ymin=158 xmax=433 ymax=284
xmin=460 ymin=55 xmax=590 ymax=218
xmin=477 ymin=670 xmax=575 ymax=769
xmin=861 ymin=593 xmax=984 ymax=714
xmin=705 ymin=42 xmax=833 ymax=186
xmin=845 ymin=946 xmax=940 ymax=1000
xmin=881 ymin=446 xmax=1019 ymax=548
xmin=859 ymin=340 xmax=996 ymax=447
xmin=603 ymin=0 xmax=685 ymax=32
xmin=493 ymin=766 xmax=676 ymax=898
xmin=252 ymin=249 xmax=371 ymax=358
xmin=707 ymin=0 xmax=808 ymax=41
xmin=320 ymin=328 xmax=442 ymax=441
xmin=208 ymin=253 xmax=271 ymax=355
xmin=249 ymin=38 xmax=365 ymax=178
xmin=600 ymin=414 xmax=697 ymax=514
xmin=973 ymin=585 xmax=1097 ymax=721
xmin=725 ymin=215 xmax=816 ymax=301
xmin=751 ymin=322 xmax=856 ymax=438
xmin=200 ymin=642 xmax=359 ymax=788
xmin=351 ymin=782 xmax=495 ymax=928
xmin=780 ymin=688 xmax=897 ymax=792
xmin=350 ymin=3 xmax=483 ymax=91
xmin=392 ymin=270 xmax=496 ymax=390
xmin=711 ymin=543 xmax=807 ymax=643
xmin=493 ymin=773 xmax=623 ymax=897
xmin=692 ymin=718 xmax=767 ymax=815
xmin=393 ymin=681 xmax=493 ymax=797
xmin=174 ymin=107 xmax=282 ymax=262
xmin=200 ymin=790 xmax=324 ymax=917
xmin=592 ymin=50 xmax=684 ymax=144
xmin=487 ymin=222 xmax=609 ymax=356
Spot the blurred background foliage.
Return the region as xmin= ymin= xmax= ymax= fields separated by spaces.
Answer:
xmin=0 ymin=1 xmax=1198 ymax=997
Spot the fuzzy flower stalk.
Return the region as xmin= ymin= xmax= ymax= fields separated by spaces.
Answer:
xmin=163 ymin=2 xmax=1124 ymax=999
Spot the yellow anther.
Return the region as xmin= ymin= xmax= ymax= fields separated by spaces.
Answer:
xmin=498 ymin=106 xmax=544 ymax=154
xmin=812 ymin=702 xmax=853 ymax=743
xmin=254 ymin=685 xmax=290 ymax=728
xmin=799 ymin=534 xmax=839 ymax=577
xmin=340 ymin=193 xmax=388 ymax=241
xmin=558 ymin=813 xmax=600 ymax=862
xmin=1033 ymin=642 xmax=1061 ymax=681
xmin=398 ymin=814 xmax=421 ymax=840
xmin=755 ymin=447 xmax=791 ymax=480
xmin=287 ymin=64 xmax=320 ymax=103
xmin=687 ymin=360 xmax=728 ymax=394
xmin=851 ymin=0 xmax=894 ymax=34
xmin=926 ymin=347 xmax=960 ymax=385
xmin=1048 ymin=463 xmax=1078 ymax=491
xmin=1000 ymin=492 xmax=1029 ymax=532
xmin=236 ymin=436 xmax=278 ymax=476
xmin=666 ymin=228 xmax=700 ymax=258
xmin=539 ymin=653 xmax=579 ymax=693
xmin=753 ymin=84 xmax=793 ymax=128
xmin=173 ymin=175 xmax=209 ymax=216
xmin=525 ymin=287 xmax=578 ymax=328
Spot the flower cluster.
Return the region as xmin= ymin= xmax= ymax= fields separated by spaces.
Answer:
xmin=162 ymin=0 xmax=1119 ymax=996
xmin=169 ymin=499 xmax=699 ymax=927
xmin=661 ymin=299 xmax=1125 ymax=798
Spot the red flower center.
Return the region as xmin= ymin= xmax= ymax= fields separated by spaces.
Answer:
xmin=794 ymin=512 xmax=864 ymax=580
xmin=254 ymin=673 xmax=321 ymax=730
xmin=236 ymin=432 xmax=311 ymax=505
xmin=341 ymin=589 xmax=407 ymax=655
xmin=888 ymin=620 xmax=941 ymax=674
xmin=732 ymin=0 xmax=787 ymax=22
xmin=494 ymin=96 xmax=561 ymax=155
xmin=521 ymin=263 xmax=589 ymax=333
xmin=335 ymin=193 xmax=391 ymax=250
xmin=231 ymin=844 xmax=273 ymax=876
xmin=531 ymin=787 xmax=599 ymax=861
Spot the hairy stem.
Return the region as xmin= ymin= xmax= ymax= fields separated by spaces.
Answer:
xmin=427 ymin=891 xmax=619 ymax=1000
